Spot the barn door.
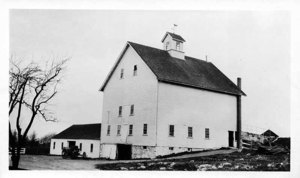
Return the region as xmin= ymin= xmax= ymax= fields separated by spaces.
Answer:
xmin=117 ymin=144 xmax=132 ymax=160
xmin=228 ymin=131 xmax=234 ymax=147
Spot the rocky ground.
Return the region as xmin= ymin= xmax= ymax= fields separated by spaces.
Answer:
xmin=95 ymin=150 xmax=290 ymax=171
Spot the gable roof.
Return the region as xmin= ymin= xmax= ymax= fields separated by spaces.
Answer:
xmin=100 ymin=41 xmax=245 ymax=96
xmin=161 ymin=32 xmax=185 ymax=42
xmin=52 ymin=123 xmax=101 ymax=140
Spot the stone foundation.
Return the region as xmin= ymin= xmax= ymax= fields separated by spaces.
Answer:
xmin=132 ymin=145 xmax=156 ymax=159
xmin=100 ymin=144 xmax=207 ymax=159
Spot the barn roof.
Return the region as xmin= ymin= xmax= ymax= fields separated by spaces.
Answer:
xmin=100 ymin=41 xmax=246 ymax=96
xmin=52 ymin=123 xmax=101 ymax=140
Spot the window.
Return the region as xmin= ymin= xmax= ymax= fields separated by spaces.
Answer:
xmin=176 ymin=41 xmax=180 ymax=50
xmin=79 ymin=143 xmax=82 ymax=151
xmin=143 ymin=124 xmax=148 ymax=135
xmin=117 ymin=125 xmax=121 ymax=135
xmin=205 ymin=128 xmax=210 ymax=139
xmin=129 ymin=125 xmax=133 ymax=136
xmin=53 ymin=142 xmax=56 ymax=149
xmin=133 ymin=65 xmax=137 ymax=76
xmin=188 ymin=127 xmax=193 ymax=138
xmin=143 ymin=146 xmax=147 ymax=149
xmin=169 ymin=147 xmax=174 ymax=151
xmin=118 ymin=106 xmax=122 ymax=117
xmin=90 ymin=144 xmax=93 ymax=152
xmin=107 ymin=125 xmax=111 ymax=135
xmin=61 ymin=142 xmax=64 ymax=149
xmin=188 ymin=148 xmax=192 ymax=152
xmin=169 ymin=125 xmax=174 ymax=136
xmin=235 ymin=131 xmax=238 ymax=141
xmin=120 ymin=68 xmax=124 ymax=79
xmin=166 ymin=42 xmax=170 ymax=50
xmin=130 ymin=105 xmax=134 ymax=116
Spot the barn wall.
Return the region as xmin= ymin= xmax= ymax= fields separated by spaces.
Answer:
xmin=50 ymin=139 xmax=101 ymax=158
xmin=156 ymin=82 xmax=237 ymax=149
xmin=100 ymin=45 xmax=158 ymax=147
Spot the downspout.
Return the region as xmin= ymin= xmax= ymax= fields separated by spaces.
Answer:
xmin=237 ymin=78 xmax=242 ymax=149
xmin=155 ymin=81 xmax=159 ymax=148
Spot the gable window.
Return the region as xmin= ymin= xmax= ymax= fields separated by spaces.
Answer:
xmin=79 ymin=143 xmax=82 ymax=151
xmin=143 ymin=124 xmax=148 ymax=135
xmin=188 ymin=127 xmax=193 ymax=138
xmin=120 ymin=68 xmax=124 ymax=79
xmin=143 ymin=146 xmax=147 ymax=149
xmin=90 ymin=144 xmax=93 ymax=152
xmin=176 ymin=41 xmax=180 ymax=50
xmin=129 ymin=124 xmax=133 ymax=136
xmin=169 ymin=147 xmax=174 ymax=151
xmin=107 ymin=125 xmax=111 ymax=135
xmin=169 ymin=125 xmax=174 ymax=137
xmin=130 ymin=105 xmax=134 ymax=116
xmin=53 ymin=142 xmax=56 ymax=149
xmin=61 ymin=142 xmax=64 ymax=149
xmin=117 ymin=125 xmax=121 ymax=135
xmin=133 ymin=65 xmax=137 ymax=76
xmin=205 ymin=128 xmax=210 ymax=139
xmin=118 ymin=106 xmax=122 ymax=117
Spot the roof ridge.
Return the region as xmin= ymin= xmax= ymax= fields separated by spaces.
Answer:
xmin=185 ymin=55 xmax=209 ymax=63
xmin=128 ymin=41 xmax=209 ymax=63
xmin=73 ymin=123 xmax=101 ymax=126
xmin=128 ymin=41 xmax=167 ymax=53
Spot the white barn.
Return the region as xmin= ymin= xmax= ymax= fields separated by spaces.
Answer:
xmin=99 ymin=32 xmax=245 ymax=160
xmin=50 ymin=123 xmax=101 ymax=158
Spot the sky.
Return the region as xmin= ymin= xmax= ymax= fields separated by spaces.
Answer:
xmin=9 ymin=10 xmax=290 ymax=138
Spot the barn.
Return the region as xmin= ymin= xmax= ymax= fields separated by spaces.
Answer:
xmin=99 ymin=32 xmax=246 ymax=159
xmin=50 ymin=123 xmax=101 ymax=158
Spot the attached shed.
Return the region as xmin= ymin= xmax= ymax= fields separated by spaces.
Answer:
xmin=50 ymin=123 xmax=101 ymax=158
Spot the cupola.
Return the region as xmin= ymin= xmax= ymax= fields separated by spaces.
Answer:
xmin=161 ymin=32 xmax=185 ymax=60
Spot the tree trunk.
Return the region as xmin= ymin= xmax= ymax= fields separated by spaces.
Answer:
xmin=11 ymin=138 xmax=23 ymax=169
xmin=11 ymin=154 xmax=20 ymax=170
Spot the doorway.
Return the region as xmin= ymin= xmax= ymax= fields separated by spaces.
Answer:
xmin=68 ymin=141 xmax=76 ymax=147
xmin=117 ymin=144 xmax=132 ymax=160
xmin=228 ymin=131 xmax=234 ymax=147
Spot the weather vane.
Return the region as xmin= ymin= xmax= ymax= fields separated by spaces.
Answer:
xmin=172 ymin=24 xmax=178 ymax=34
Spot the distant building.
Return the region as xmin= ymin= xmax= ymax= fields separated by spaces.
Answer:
xmin=261 ymin=129 xmax=279 ymax=138
xmin=99 ymin=32 xmax=246 ymax=160
xmin=50 ymin=123 xmax=101 ymax=158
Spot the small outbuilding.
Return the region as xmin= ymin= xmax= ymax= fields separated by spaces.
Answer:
xmin=261 ymin=129 xmax=279 ymax=138
xmin=50 ymin=123 xmax=101 ymax=158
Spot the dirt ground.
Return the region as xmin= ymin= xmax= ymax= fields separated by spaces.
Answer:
xmin=96 ymin=151 xmax=290 ymax=171
xmin=15 ymin=155 xmax=151 ymax=170
xmin=16 ymin=155 xmax=110 ymax=170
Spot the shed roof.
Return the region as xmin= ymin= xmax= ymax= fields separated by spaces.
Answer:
xmin=52 ymin=123 xmax=101 ymax=140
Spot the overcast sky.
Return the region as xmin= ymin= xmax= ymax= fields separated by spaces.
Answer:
xmin=9 ymin=10 xmax=290 ymax=137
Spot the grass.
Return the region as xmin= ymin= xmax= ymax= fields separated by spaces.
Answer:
xmin=95 ymin=151 xmax=290 ymax=171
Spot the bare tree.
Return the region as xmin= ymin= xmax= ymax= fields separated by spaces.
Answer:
xmin=9 ymin=57 xmax=69 ymax=169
